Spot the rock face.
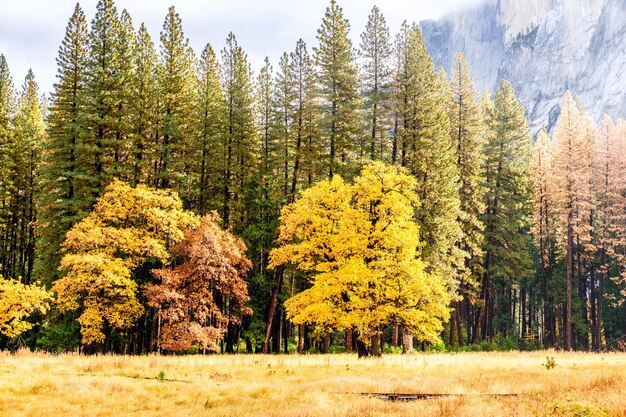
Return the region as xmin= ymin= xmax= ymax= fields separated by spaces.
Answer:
xmin=420 ymin=0 xmax=626 ymax=133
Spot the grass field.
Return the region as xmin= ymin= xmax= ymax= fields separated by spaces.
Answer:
xmin=0 ymin=350 xmax=625 ymax=417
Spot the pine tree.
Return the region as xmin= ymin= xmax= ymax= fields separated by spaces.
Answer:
xmin=35 ymin=4 xmax=89 ymax=284
xmin=110 ymin=9 xmax=136 ymax=181
xmin=394 ymin=24 xmax=463 ymax=282
xmin=291 ymin=39 xmax=323 ymax=187
xmin=220 ymin=32 xmax=257 ymax=232
xmin=359 ymin=5 xmax=391 ymax=160
xmin=594 ymin=115 xmax=623 ymax=350
xmin=156 ymin=6 xmax=195 ymax=190
xmin=129 ymin=23 xmax=159 ymax=186
xmin=475 ymin=81 xmax=533 ymax=342
xmin=275 ymin=53 xmax=297 ymax=199
xmin=450 ymin=52 xmax=485 ymax=284
xmin=314 ymin=0 xmax=361 ymax=178
xmin=36 ymin=4 xmax=89 ymax=286
xmin=531 ymin=128 xmax=557 ymax=346
xmin=0 ymin=55 xmax=15 ymax=281
xmin=7 ymin=71 xmax=46 ymax=284
xmin=81 ymin=0 xmax=129 ymax=202
xmin=261 ymin=41 xmax=323 ymax=353
xmin=552 ymin=92 xmax=598 ymax=350
xmin=190 ymin=43 xmax=225 ymax=214
xmin=448 ymin=51 xmax=485 ymax=346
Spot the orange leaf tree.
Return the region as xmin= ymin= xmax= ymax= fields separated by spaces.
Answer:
xmin=146 ymin=214 xmax=252 ymax=351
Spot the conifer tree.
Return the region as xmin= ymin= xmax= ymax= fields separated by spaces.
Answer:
xmin=450 ymin=52 xmax=485 ymax=285
xmin=129 ymin=23 xmax=159 ymax=186
xmin=262 ymin=41 xmax=323 ymax=353
xmin=475 ymin=81 xmax=533 ymax=342
xmin=36 ymin=4 xmax=89 ymax=285
xmin=314 ymin=0 xmax=361 ymax=178
xmin=109 ymin=9 xmax=136 ymax=180
xmin=531 ymin=128 xmax=557 ymax=346
xmin=156 ymin=6 xmax=195 ymax=190
xmin=0 ymin=55 xmax=15 ymax=280
xmin=448 ymin=51 xmax=485 ymax=345
xmin=81 ymin=0 xmax=129 ymax=202
xmin=190 ymin=43 xmax=225 ymax=214
xmin=291 ymin=39 xmax=323 ymax=186
xmin=552 ymin=92 xmax=597 ymax=350
xmin=594 ymin=115 xmax=623 ymax=349
xmin=220 ymin=32 xmax=257 ymax=231
xmin=275 ymin=53 xmax=297 ymax=199
xmin=256 ymin=57 xmax=277 ymax=181
xmin=359 ymin=5 xmax=391 ymax=161
xmin=394 ymin=24 xmax=463 ymax=282
xmin=6 ymin=71 xmax=46 ymax=284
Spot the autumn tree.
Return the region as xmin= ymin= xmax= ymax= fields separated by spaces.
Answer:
xmin=270 ymin=162 xmax=451 ymax=357
xmin=0 ymin=277 xmax=50 ymax=338
xmin=552 ymin=92 xmax=598 ymax=350
xmin=146 ymin=214 xmax=251 ymax=351
xmin=531 ymin=128 xmax=557 ymax=346
xmin=53 ymin=181 xmax=198 ymax=348
xmin=594 ymin=116 xmax=623 ymax=350
xmin=314 ymin=0 xmax=362 ymax=178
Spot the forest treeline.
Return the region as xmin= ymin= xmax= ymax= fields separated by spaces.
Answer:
xmin=0 ymin=0 xmax=624 ymax=354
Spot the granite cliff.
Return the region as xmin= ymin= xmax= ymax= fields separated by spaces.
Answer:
xmin=420 ymin=0 xmax=626 ymax=132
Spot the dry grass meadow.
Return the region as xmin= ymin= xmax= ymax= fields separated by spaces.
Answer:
xmin=0 ymin=350 xmax=625 ymax=417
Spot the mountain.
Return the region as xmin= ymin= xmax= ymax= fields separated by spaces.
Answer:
xmin=420 ymin=0 xmax=626 ymax=133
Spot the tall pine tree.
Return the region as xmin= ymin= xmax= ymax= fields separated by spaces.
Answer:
xmin=475 ymin=81 xmax=533 ymax=342
xmin=448 ymin=51 xmax=485 ymax=346
xmin=314 ymin=0 xmax=361 ymax=178
xmin=36 ymin=4 xmax=89 ymax=285
xmin=156 ymin=6 xmax=195 ymax=190
xmin=359 ymin=5 xmax=391 ymax=160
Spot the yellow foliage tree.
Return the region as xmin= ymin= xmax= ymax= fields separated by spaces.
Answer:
xmin=0 ymin=277 xmax=50 ymax=338
xmin=53 ymin=181 xmax=198 ymax=346
xmin=270 ymin=162 xmax=451 ymax=356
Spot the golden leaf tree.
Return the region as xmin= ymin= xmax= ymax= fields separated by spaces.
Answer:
xmin=269 ymin=161 xmax=451 ymax=357
xmin=53 ymin=181 xmax=198 ymax=347
xmin=146 ymin=214 xmax=252 ymax=352
xmin=0 ymin=277 xmax=50 ymax=338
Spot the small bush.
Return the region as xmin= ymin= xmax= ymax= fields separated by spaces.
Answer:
xmin=543 ymin=356 xmax=557 ymax=370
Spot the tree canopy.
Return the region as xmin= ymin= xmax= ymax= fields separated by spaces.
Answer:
xmin=270 ymin=162 xmax=451 ymax=356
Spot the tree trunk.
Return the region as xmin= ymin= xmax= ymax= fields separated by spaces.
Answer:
xmin=346 ymin=329 xmax=353 ymax=353
xmin=263 ymin=265 xmax=284 ymax=353
xmin=391 ymin=325 xmax=399 ymax=347
xmin=370 ymin=332 xmax=382 ymax=357
xmin=402 ymin=329 xmax=413 ymax=354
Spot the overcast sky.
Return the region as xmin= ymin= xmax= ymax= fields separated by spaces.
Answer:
xmin=0 ymin=0 xmax=485 ymax=96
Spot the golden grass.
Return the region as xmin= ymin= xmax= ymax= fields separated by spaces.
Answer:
xmin=1 ymin=350 xmax=625 ymax=416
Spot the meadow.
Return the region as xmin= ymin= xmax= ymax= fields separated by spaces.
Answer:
xmin=0 ymin=350 xmax=624 ymax=417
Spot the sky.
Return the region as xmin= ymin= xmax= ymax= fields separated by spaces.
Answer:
xmin=0 ymin=0 xmax=486 ymax=96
